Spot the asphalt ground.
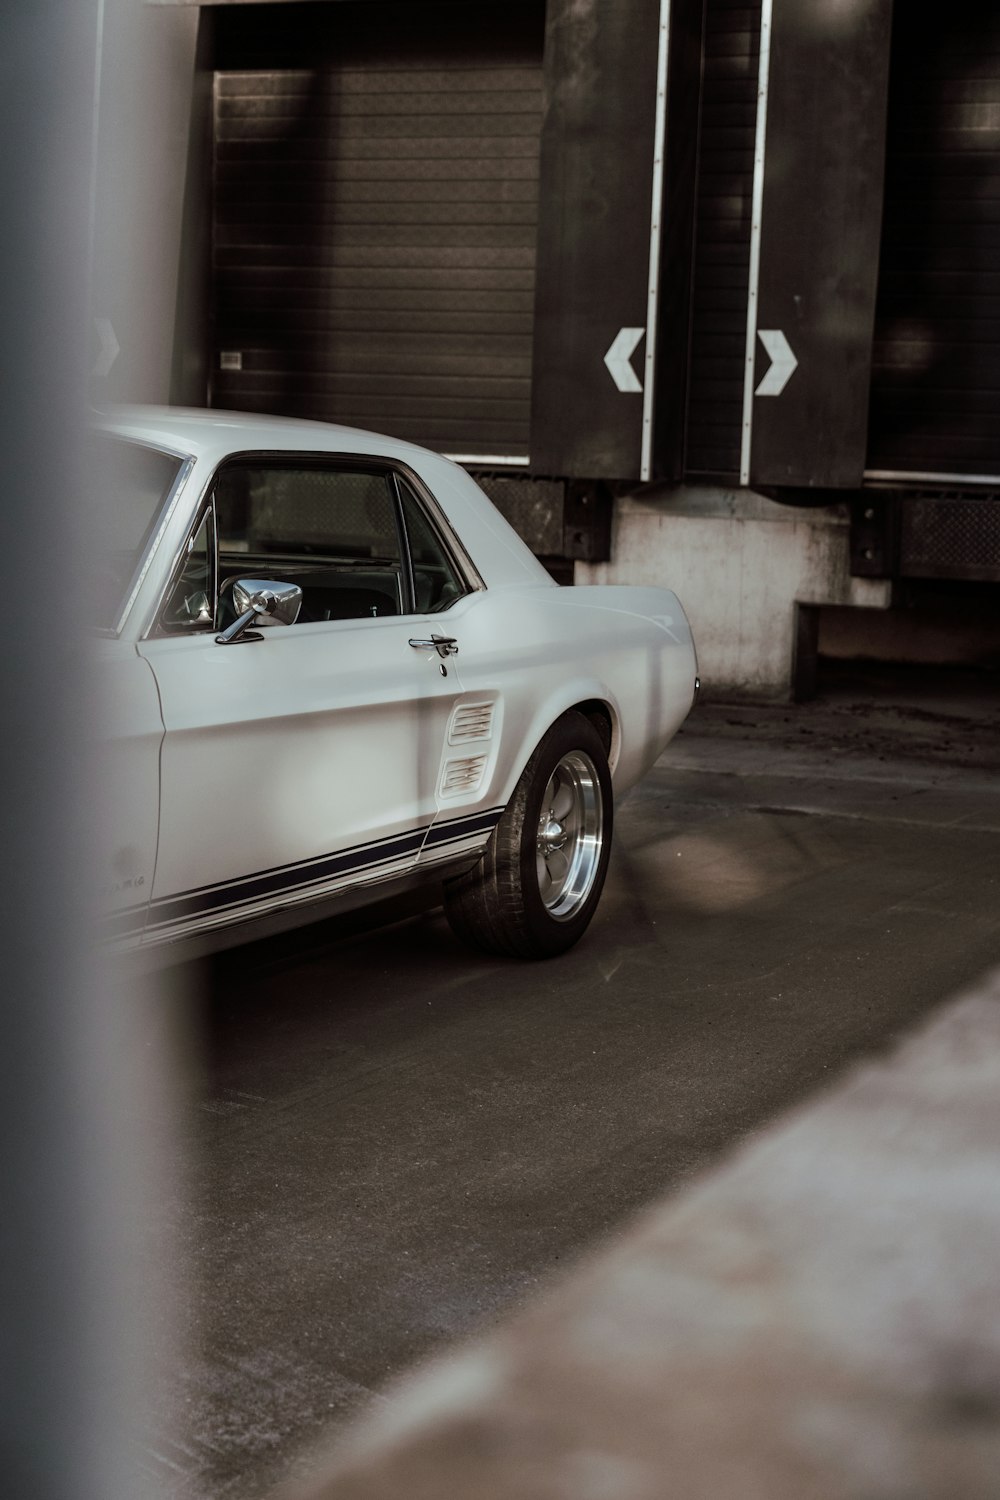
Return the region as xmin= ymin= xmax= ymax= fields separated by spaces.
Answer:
xmin=144 ymin=666 xmax=1000 ymax=1500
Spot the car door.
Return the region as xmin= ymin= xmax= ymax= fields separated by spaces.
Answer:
xmin=137 ymin=456 xmax=470 ymax=946
xmin=93 ymin=638 xmax=164 ymax=948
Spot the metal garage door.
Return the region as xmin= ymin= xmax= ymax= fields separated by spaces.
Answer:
xmin=868 ymin=1 xmax=1000 ymax=481
xmin=210 ymin=2 xmax=544 ymax=460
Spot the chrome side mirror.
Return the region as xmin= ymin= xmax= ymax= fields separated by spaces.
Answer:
xmin=216 ymin=578 xmax=303 ymax=646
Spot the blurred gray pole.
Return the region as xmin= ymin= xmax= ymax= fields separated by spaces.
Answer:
xmin=0 ymin=2 xmax=130 ymax=1497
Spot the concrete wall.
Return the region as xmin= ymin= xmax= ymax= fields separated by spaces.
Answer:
xmin=576 ymin=487 xmax=892 ymax=700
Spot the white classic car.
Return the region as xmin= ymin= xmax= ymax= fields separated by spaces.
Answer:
xmin=94 ymin=408 xmax=696 ymax=961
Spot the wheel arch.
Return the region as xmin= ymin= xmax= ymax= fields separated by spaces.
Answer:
xmin=497 ymin=690 xmax=622 ymax=806
xmin=568 ymin=697 xmax=618 ymax=767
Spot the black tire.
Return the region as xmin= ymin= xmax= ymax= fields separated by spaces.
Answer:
xmin=444 ymin=710 xmax=613 ymax=959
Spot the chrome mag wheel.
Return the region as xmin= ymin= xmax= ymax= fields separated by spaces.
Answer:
xmin=443 ymin=709 xmax=613 ymax=959
xmin=535 ymin=749 xmax=604 ymax=920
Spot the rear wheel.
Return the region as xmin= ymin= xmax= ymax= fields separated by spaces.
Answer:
xmin=444 ymin=710 xmax=613 ymax=958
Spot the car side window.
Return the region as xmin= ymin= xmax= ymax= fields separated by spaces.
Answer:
xmin=214 ymin=464 xmax=406 ymax=625
xmin=396 ymin=477 xmax=467 ymax=613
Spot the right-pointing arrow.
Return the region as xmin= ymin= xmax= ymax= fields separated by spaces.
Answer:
xmin=755 ymin=328 xmax=798 ymax=397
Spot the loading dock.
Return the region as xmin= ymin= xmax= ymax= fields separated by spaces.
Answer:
xmin=91 ymin=0 xmax=1000 ymax=696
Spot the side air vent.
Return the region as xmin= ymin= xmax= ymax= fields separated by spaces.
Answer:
xmin=449 ymin=702 xmax=494 ymax=744
xmin=441 ymin=755 xmax=487 ymax=797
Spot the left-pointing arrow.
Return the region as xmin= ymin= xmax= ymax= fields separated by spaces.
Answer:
xmin=93 ymin=317 xmax=120 ymax=379
xmin=604 ymin=326 xmax=645 ymax=394
xmin=755 ymin=328 xmax=797 ymax=398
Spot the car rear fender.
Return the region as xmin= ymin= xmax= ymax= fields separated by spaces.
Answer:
xmin=476 ymin=586 xmax=695 ymax=811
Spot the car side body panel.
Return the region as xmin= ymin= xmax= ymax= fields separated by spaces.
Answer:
xmin=137 ymin=614 xmax=479 ymax=947
xmin=427 ymin=582 xmax=695 ymax=812
xmin=93 ymin=638 xmax=164 ymax=948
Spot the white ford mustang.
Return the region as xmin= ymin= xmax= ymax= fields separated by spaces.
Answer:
xmin=94 ymin=408 xmax=697 ymax=961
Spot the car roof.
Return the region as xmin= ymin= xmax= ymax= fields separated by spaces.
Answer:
xmin=94 ymin=405 xmax=456 ymax=469
xmin=94 ymin=404 xmax=558 ymax=597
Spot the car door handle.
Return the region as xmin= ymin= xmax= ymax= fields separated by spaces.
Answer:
xmin=408 ymin=634 xmax=459 ymax=658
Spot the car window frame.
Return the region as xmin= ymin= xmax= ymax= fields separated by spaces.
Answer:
xmin=145 ymin=449 xmax=483 ymax=639
xmin=389 ymin=469 xmax=481 ymax=613
xmin=392 ymin=463 xmax=486 ymax=600
xmin=149 ymin=495 xmax=219 ymax=639
xmin=95 ymin=437 xmax=196 ymax=639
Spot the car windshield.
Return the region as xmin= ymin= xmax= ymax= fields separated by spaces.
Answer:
xmin=91 ymin=435 xmax=184 ymax=629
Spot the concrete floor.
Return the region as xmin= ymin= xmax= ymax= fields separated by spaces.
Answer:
xmin=148 ymin=668 xmax=1000 ymax=1500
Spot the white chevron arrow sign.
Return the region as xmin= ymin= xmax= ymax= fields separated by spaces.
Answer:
xmin=604 ymin=326 xmax=645 ymax=393
xmin=755 ymin=328 xmax=798 ymax=397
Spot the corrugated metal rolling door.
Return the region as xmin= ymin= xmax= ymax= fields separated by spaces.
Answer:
xmin=868 ymin=2 xmax=1000 ymax=480
xmin=210 ymin=3 xmax=544 ymax=459
xmin=685 ymin=1 xmax=761 ymax=480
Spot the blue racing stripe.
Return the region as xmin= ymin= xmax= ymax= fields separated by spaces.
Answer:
xmin=100 ymin=903 xmax=150 ymax=942
xmin=146 ymin=825 xmax=429 ymax=931
xmin=423 ymin=807 xmax=505 ymax=849
xmin=142 ymin=805 xmax=506 ymax=937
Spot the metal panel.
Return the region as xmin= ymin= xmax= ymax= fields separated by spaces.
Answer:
xmin=901 ymin=495 xmax=1000 ymax=582
xmin=685 ymin=0 xmax=762 ymax=480
xmin=851 ymin=486 xmax=1000 ymax=583
xmin=529 ymin=0 xmax=661 ymax=479
xmin=849 ymin=493 xmax=899 ymax=579
xmin=210 ymin=2 xmax=544 ymax=458
xmin=868 ymin=2 xmax=1000 ymax=479
xmin=473 ymin=474 xmax=565 ymax=556
xmin=650 ymin=0 xmax=707 ymax=482
xmin=747 ymin=0 xmax=893 ymax=489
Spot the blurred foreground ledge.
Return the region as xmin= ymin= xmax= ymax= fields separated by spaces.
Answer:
xmin=275 ymin=969 xmax=1000 ymax=1500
